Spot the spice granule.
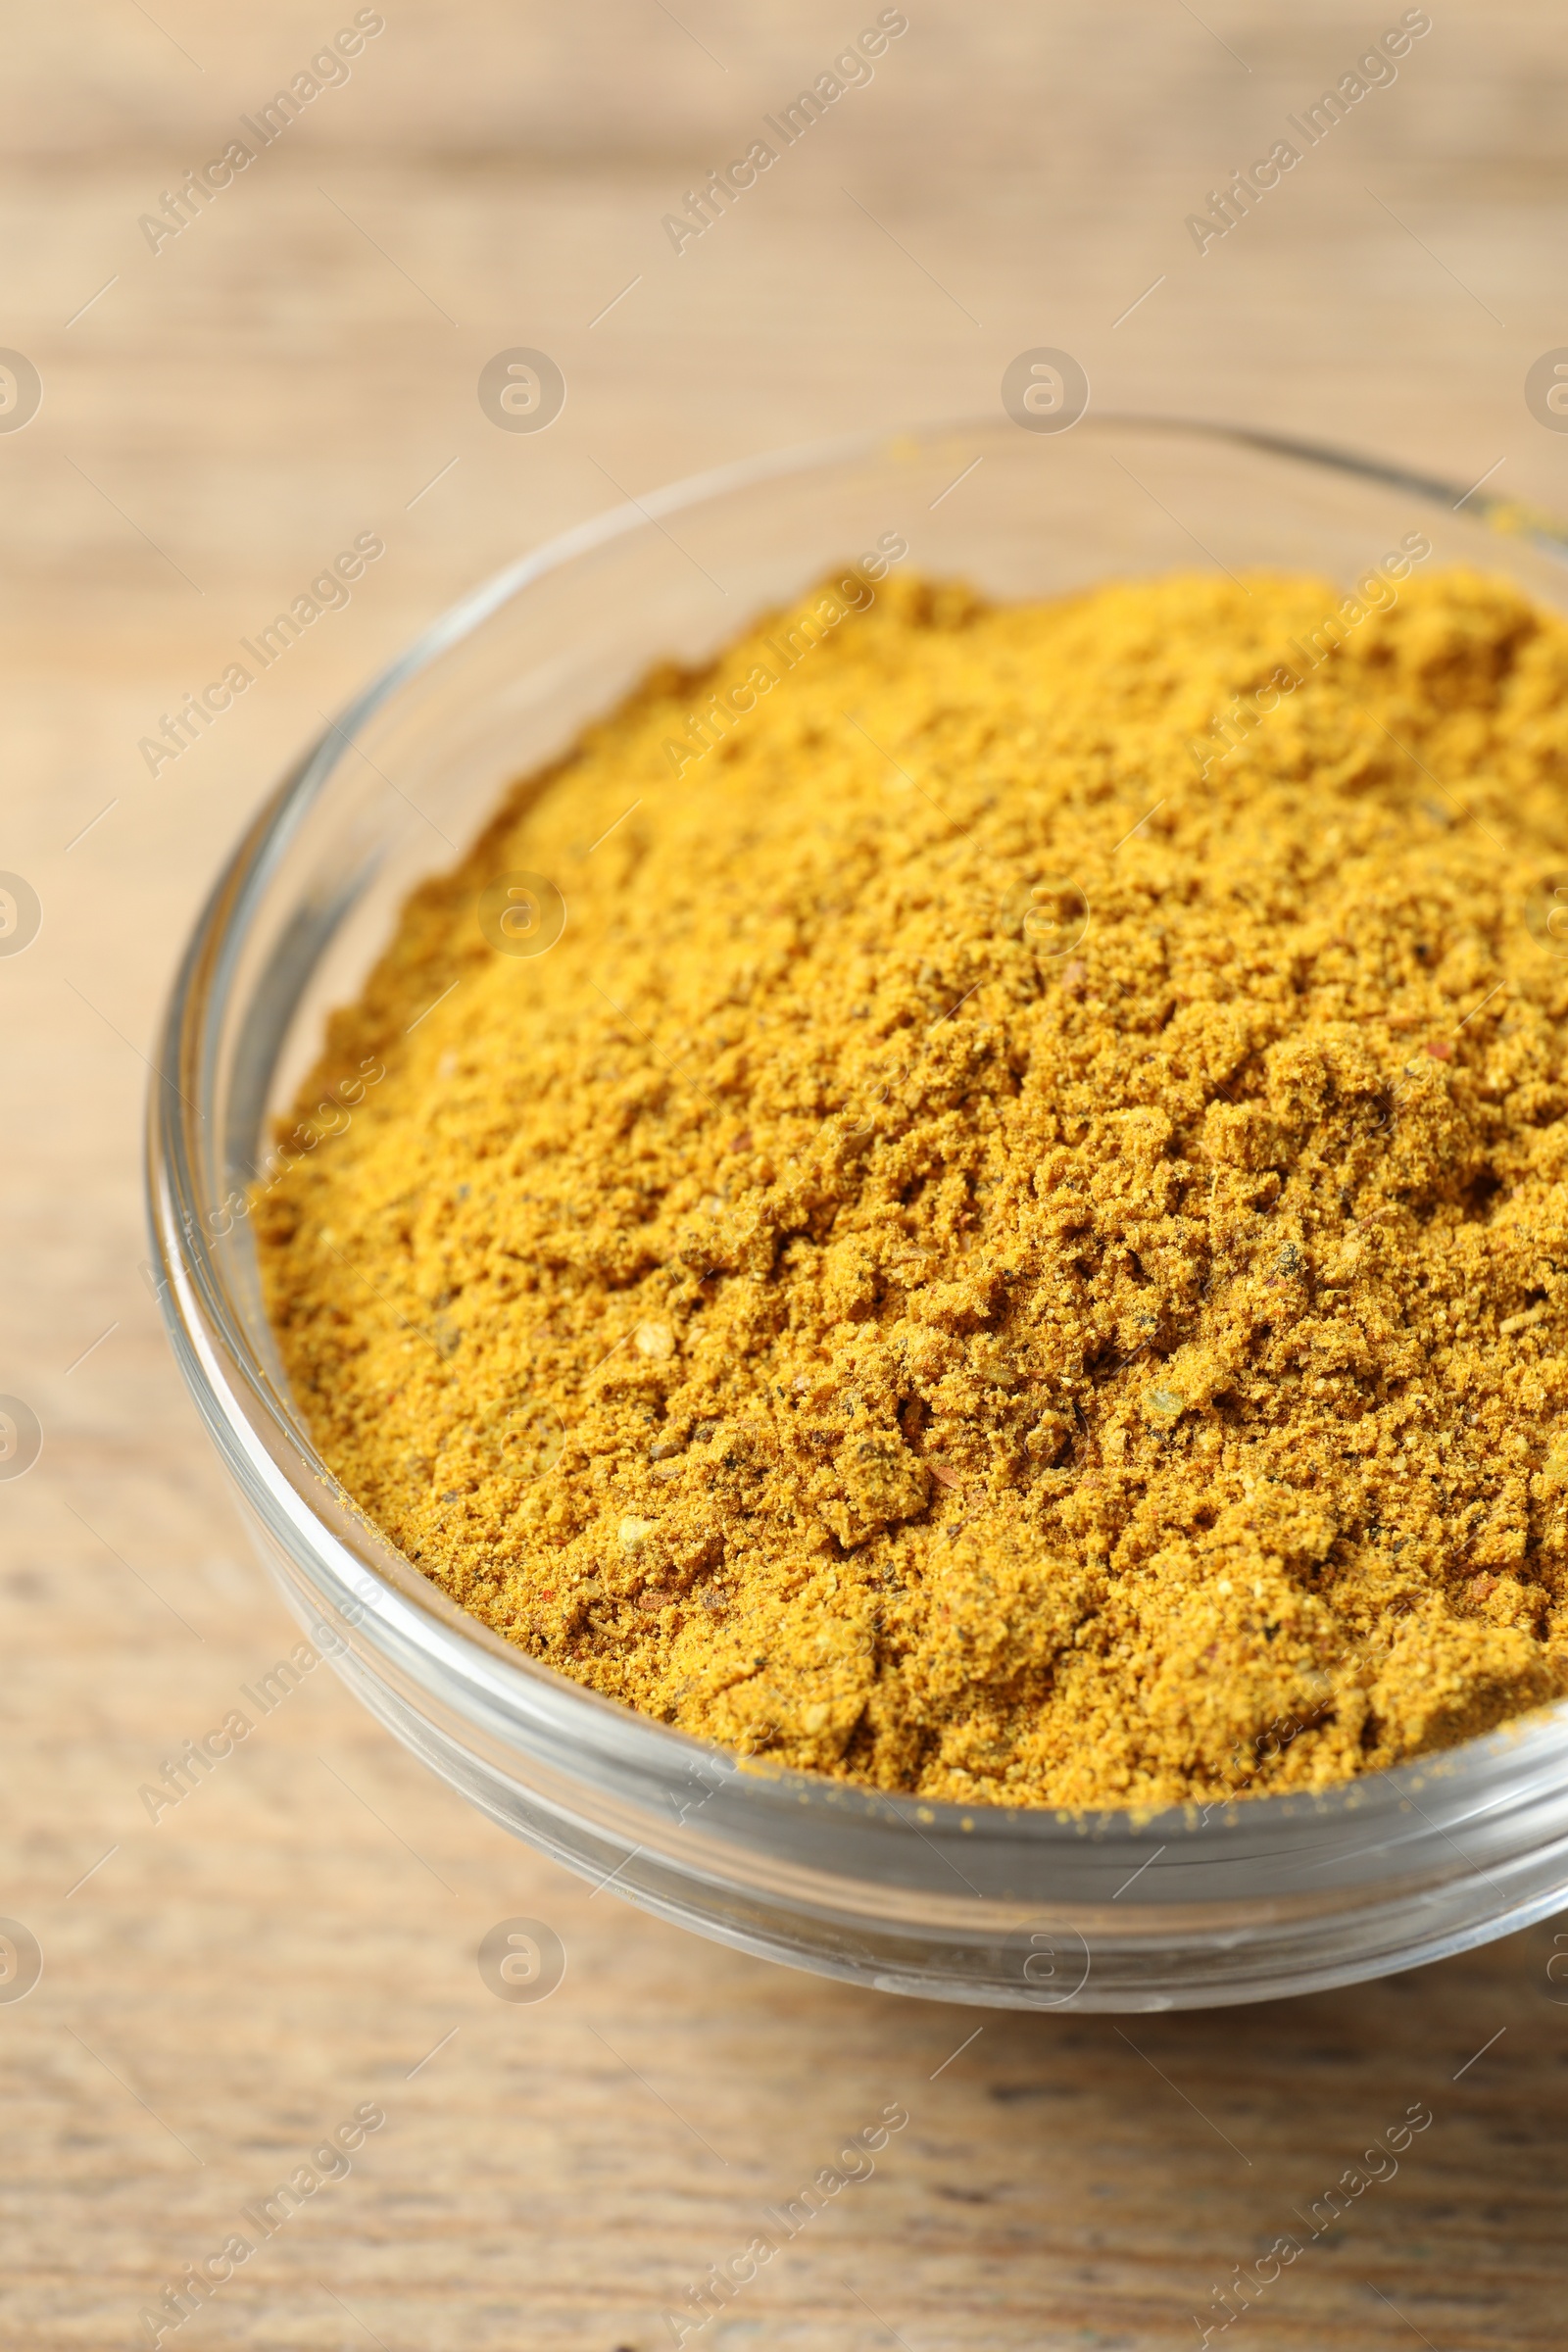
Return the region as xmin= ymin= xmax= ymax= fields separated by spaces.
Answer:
xmin=258 ymin=563 xmax=1568 ymax=1810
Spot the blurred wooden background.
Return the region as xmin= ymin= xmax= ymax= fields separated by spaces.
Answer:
xmin=4 ymin=2 xmax=1568 ymax=2343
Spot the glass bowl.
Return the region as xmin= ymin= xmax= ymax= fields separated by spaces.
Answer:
xmin=148 ymin=416 xmax=1568 ymax=2012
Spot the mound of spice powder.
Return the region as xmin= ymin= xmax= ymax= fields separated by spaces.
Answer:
xmin=256 ymin=564 xmax=1568 ymax=1811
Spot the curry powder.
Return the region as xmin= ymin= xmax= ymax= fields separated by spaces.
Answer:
xmin=256 ymin=564 xmax=1568 ymax=1810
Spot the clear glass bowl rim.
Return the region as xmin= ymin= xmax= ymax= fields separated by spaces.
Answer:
xmin=145 ymin=409 xmax=1568 ymax=1881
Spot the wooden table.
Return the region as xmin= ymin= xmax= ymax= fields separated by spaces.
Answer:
xmin=4 ymin=2 xmax=1566 ymax=2341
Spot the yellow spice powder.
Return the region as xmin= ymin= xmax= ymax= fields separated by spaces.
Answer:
xmin=257 ymin=563 xmax=1568 ymax=1811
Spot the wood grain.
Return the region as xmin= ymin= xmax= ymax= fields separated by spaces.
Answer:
xmin=4 ymin=2 xmax=1568 ymax=2342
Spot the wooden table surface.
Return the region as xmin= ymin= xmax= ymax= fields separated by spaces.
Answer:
xmin=5 ymin=3 xmax=1568 ymax=2344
